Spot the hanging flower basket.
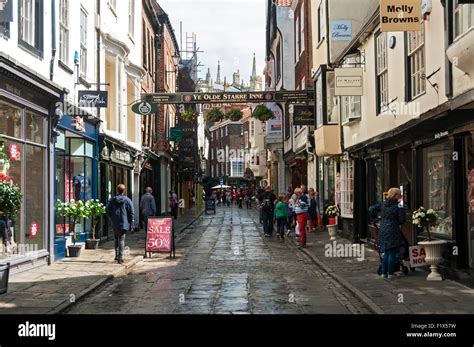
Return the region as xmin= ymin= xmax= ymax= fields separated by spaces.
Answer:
xmin=180 ymin=109 xmax=197 ymax=122
xmin=225 ymin=109 xmax=243 ymax=122
xmin=207 ymin=108 xmax=224 ymax=122
xmin=252 ymin=105 xmax=275 ymax=122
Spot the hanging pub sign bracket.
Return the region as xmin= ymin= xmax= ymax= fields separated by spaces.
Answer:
xmin=131 ymin=90 xmax=315 ymax=115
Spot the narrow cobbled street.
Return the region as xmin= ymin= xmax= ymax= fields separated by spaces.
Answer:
xmin=66 ymin=206 xmax=371 ymax=314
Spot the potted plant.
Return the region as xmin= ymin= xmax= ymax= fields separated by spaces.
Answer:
xmin=207 ymin=108 xmax=224 ymax=123
xmin=251 ymin=105 xmax=275 ymax=122
xmin=413 ymin=207 xmax=446 ymax=281
xmin=57 ymin=200 xmax=90 ymax=257
xmin=325 ymin=205 xmax=340 ymax=241
xmin=225 ymin=109 xmax=243 ymax=122
xmin=0 ymin=173 xmax=21 ymax=293
xmin=85 ymin=199 xmax=106 ymax=249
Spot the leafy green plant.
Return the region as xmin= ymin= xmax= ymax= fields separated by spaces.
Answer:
xmin=85 ymin=199 xmax=107 ymax=241
xmin=225 ymin=109 xmax=243 ymax=121
xmin=207 ymin=108 xmax=224 ymax=122
xmin=57 ymin=200 xmax=90 ymax=245
xmin=252 ymin=105 xmax=275 ymax=122
xmin=0 ymin=176 xmax=22 ymax=217
xmin=180 ymin=109 xmax=197 ymax=122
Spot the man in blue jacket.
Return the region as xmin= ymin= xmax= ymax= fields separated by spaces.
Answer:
xmin=107 ymin=184 xmax=135 ymax=264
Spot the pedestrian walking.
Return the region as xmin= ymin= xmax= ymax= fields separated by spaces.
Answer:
xmin=140 ymin=187 xmax=156 ymax=233
xmin=285 ymin=193 xmax=293 ymax=235
xmin=369 ymin=188 xmax=406 ymax=279
xmin=237 ymin=190 xmax=243 ymax=209
xmin=246 ymin=189 xmax=253 ymax=209
xmin=294 ymin=187 xmax=309 ymax=247
xmin=308 ymin=188 xmax=319 ymax=233
xmin=275 ymin=196 xmax=288 ymax=240
xmin=106 ymin=184 xmax=135 ymax=264
xmin=258 ymin=186 xmax=277 ymax=237
xmin=169 ymin=190 xmax=179 ymax=220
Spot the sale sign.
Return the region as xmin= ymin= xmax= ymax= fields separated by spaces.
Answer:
xmin=146 ymin=217 xmax=173 ymax=253
xmin=30 ymin=222 xmax=39 ymax=239
xmin=9 ymin=144 xmax=20 ymax=161
xmin=409 ymin=245 xmax=427 ymax=267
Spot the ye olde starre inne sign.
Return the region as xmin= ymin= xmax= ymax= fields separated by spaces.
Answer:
xmin=380 ymin=0 xmax=422 ymax=32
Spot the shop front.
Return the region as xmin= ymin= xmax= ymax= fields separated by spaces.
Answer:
xmin=0 ymin=56 xmax=62 ymax=268
xmin=99 ymin=135 xmax=137 ymax=239
xmin=349 ymin=109 xmax=474 ymax=273
xmin=54 ymin=114 xmax=99 ymax=259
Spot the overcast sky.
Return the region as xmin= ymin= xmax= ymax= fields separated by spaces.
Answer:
xmin=159 ymin=0 xmax=266 ymax=86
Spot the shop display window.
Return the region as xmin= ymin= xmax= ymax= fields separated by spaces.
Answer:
xmin=422 ymin=141 xmax=453 ymax=238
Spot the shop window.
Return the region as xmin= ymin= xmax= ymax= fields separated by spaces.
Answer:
xmin=315 ymin=72 xmax=323 ymax=127
xmin=80 ymin=8 xmax=88 ymax=76
xmin=340 ymin=160 xmax=354 ymax=218
xmin=0 ymin=101 xmax=22 ymax=138
xmin=24 ymin=145 xmax=45 ymax=251
xmin=422 ymin=142 xmax=453 ymax=238
xmin=25 ymin=110 xmax=44 ymax=144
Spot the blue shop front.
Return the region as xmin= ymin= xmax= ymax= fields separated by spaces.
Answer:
xmin=54 ymin=112 xmax=99 ymax=260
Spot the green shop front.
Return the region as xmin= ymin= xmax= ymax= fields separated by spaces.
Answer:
xmin=99 ymin=135 xmax=136 ymax=240
xmin=54 ymin=113 xmax=100 ymax=259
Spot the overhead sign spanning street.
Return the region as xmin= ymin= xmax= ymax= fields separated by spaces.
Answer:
xmin=138 ymin=90 xmax=313 ymax=105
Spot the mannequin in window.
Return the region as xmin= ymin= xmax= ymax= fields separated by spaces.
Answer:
xmin=73 ymin=172 xmax=91 ymax=201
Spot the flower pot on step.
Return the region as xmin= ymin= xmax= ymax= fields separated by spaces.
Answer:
xmin=85 ymin=239 xmax=100 ymax=250
xmin=418 ymin=240 xmax=448 ymax=281
xmin=67 ymin=245 xmax=82 ymax=257
xmin=327 ymin=224 xmax=338 ymax=241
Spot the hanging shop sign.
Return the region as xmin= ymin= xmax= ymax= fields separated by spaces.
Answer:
xmin=131 ymin=101 xmax=158 ymax=116
xmin=78 ymin=91 xmax=108 ymax=108
xmin=145 ymin=217 xmax=175 ymax=259
xmin=170 ymin=127 xmax=184 ymax=141
xmin=335 ymin=68 xmax=363 ymax=96
xmin=331 ymin=20 xmax=352 ymax=41
xmin=293 ymin=105 xmax=314 ymax=126
xmin=0 ymin=0 xmax=13 ymax=22
xmin=380 ymin=0 xmax=422 ymax=32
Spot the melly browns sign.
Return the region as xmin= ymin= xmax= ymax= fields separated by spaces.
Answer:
xmin=380 ymin=0 xmax=422 ymax=32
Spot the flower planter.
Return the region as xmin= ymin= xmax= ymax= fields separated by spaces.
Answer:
xmin=0 ymin=262 xmax=10 ymax=295
xmin=85 ymin=239 xmax=100 ymax=250
xmin=327 ymin=224 xmax=338 ymax=241
xmin=67 ymin=245 xmax=82 ymax=257
xmin=418 ymin=240 xmax=448 ymax=281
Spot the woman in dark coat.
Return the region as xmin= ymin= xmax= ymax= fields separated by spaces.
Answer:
xmin=369 ymin=188 xmax=406 ymax=279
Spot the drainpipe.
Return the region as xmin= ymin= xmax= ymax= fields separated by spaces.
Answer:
xmin=49 ymin=0 xmax=56 ymax=81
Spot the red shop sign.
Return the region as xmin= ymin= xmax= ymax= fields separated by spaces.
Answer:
xmin=145 ymin=217 xmax=175 ymax=258
xmin=30 ymin=222 xmax=39 ymax=239
xmin=9 ymin=144 xmax=20 ymax=161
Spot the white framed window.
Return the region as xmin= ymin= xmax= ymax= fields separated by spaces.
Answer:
xmin=59 ymin=0 xmax=69 ymax=64
xmin=454 ymin=1 xmax=474 ymax=38
xmin=225 ymin=126 xmax=228 ymax=136
xmin=340 ymin=160 xmax=354 ymax=218
xmin=340 ymin=96 xmax=362 ymax=124
xmin=80 ymin=8 xmax=88 ymax=75
xmin=19 ymin=0 xmax=43 ymax=54
xmin=300 ymin=3 xmax=305 ymax=55
xmin=318 ymin=1 xmax=325 ymax=42
xmin=128 ymin=0 xmax=135 ymax=37
xmin=376 ymin=32 xmax=388 ymax=113
xmin=408 ymin=23 xmax=426 ymax=99
xmin=295 ymin=16 xmax=300 ymax=63
xmin=230 ymin=159 xmax=244 ymax=177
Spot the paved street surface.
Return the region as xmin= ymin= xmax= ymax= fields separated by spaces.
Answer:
xmin=0 ymin=209 xmax=201 ymax=314
xmin=66 ymin=206 xmax=371 ymax=314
